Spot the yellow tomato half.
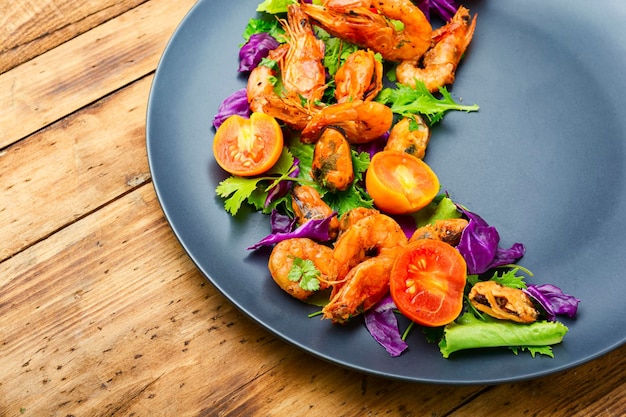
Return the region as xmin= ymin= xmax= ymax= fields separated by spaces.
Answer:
xmin=365 ymin=150 xmax=439 ymax=214
xmin=213 ymin=112 xmax=283 ymax=177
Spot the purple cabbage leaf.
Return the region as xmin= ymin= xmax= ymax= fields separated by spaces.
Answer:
xmin=212 ymin=88 xmax=250 ymax=130
xmin=238 ymin=32 xmax=280 ymax=72
xmin=248 ymin=211 xmax=336 ymax=250
xmin=364 ymin=295 xmax=409 ymax=357
xmin=524 ymin=284 xmax=580 ymax=321
xmin=456 ymin=206 xmax=525 ymax=274
xmin=415 ymin=0 xmax=459 ymax=22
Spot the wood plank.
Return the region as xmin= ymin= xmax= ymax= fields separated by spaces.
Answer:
xmin=0 ymin=0 xmax=146 ymax=74
xmin=450 ymin=345 xmax=626 ymax=417
xmin=0 ymin=185 xmax=482 ymax=415
xmin=0 ymin=76 xmax=152 ymax=261
xmin=0 ymin=0 xmax=196 ymax=148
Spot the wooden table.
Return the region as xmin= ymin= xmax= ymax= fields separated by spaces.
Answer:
xmin=1 ymin=1 xmax=624 ymax=415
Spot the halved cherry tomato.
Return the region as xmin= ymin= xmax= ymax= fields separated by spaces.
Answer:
xmin=213 ymin=112 xmax=283 ymax=177
xmin=365 ymin=150 xmax=439 ymax=214
xmin=390 ymin=239 xmax=467 ymax=327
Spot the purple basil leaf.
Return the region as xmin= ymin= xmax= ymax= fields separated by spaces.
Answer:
xmin=248 ymin=214 xmax=336 ymax=250
xmin=264 ymin=158 xmax=300 ymax=206
xmin=524 ymin=284 xmax=580 ymax=321
xmin=430 ymin=0 xmax=458 ymax=21
xmin=238 ymin=32 xmax=280 ymax=72
xmin=212 ymin=88 xmax=250 ymax=130
xmin=364 ymin=295 xmax=408 ymax=357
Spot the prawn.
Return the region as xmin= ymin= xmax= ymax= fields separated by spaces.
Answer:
xmin=337 ymin=207 xmax=379 ymax=235
xmin=299 ymin=99 xmax=393 ymax=144
xmin=332 ymin=213 xmax=407 ymax=280
xmin=301 ymin=0 xmax=432 ymax=62
xmin=311 ymin=126 xmax=355 ymax=192
xmin=247 ymin=46 xmax=312 ymax=130
xmin=384 ymin=115 xmax=431 ymax=159
xmin=322 ymin=248 xmax=400 ymax=323
xmin=268 ymin=238 xmax=337 ymax=301
xmin=281 ymin=4 xmax=327 ymax=102
xmin=291 ymin=185 xmax=340 ymax=239
xmin=334 ymin=49 xmax=383 ymax=103
xmin=396 ymin=6 xmax=477 ymax=92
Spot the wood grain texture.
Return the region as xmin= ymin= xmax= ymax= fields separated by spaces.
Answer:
xmin=1 ymin=0 xmax=624 ymax=415
xmin=451 ymin=347 xmax=626 ymax=417
xmin=0 ymin=185 xmax=483 ymax=416
xmin=0 ymin=0 xmax=196 ymax=148
xmin=0 ymin=0 xmax=146 ymax=74
xmin=0 ymin=76 xmax=152 ymax=261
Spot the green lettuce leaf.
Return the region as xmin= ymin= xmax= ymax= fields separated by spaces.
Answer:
xmin=438 ymin=313 xmax=568 ymax=358
xmin=256 ymin=0 xmax=296 ymax=14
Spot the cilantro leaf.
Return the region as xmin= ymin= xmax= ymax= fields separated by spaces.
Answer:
xmin=288 ymin=257 xmax=321 ymax=291
xmin=216 ymin=176 xmax=264 ymax=216
xmin=215 ymin=148 xmax=306 ymax=216
xmin=376 ymin=80 xmax=479 ymax=124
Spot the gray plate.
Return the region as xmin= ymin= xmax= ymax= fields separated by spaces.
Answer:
xmin=146 ymin=0 xmax=626 ymax=384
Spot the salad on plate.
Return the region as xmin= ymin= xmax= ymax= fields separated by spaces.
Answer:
xmin=209 ymin=0 xmax=580 ymax=359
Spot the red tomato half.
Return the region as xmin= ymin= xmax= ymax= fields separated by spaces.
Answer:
xmin=390 ymin=239 xmax=467 ymax=327
xmin=213 ymin=112 xmax=283 ymax=177
xmin=365 ymin=150 xmax=439 ymax=214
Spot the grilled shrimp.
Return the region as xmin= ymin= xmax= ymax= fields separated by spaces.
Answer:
xmin=384 ymin=115 xmax=431 ymax=159
xmin=268 ymin=238 xmax=337 ymax=300
xmin=300 ymin=99 xmax=393 ymax=144
xmin=291 ymin=185 xmax=340 ymax=239
xmin=396 ymin=6 xmax=477 ymax=92
xmin=281 ymin=4 xmax=327 ymax=102
xmin=311 ymin=127 xmax=354 ymax=192
xmin=247 ymin=47 xmax=311 ymax=130
xmin=332 ymin=213 xmax=407 ymax=280
xmin=301 ymin=0 xmax=432 ymax=62
xmin=409 ymin=218 xmax=468 ymax=247
xmin=337 ymin=207 xmax=379 ymax=235
xmin=334 ymin=49 xmax=383 ymax=103
xmin=322 ymin=248 xmax=400 ymax=323
xmin=468 ymin=281 xmax=539 ymax=323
